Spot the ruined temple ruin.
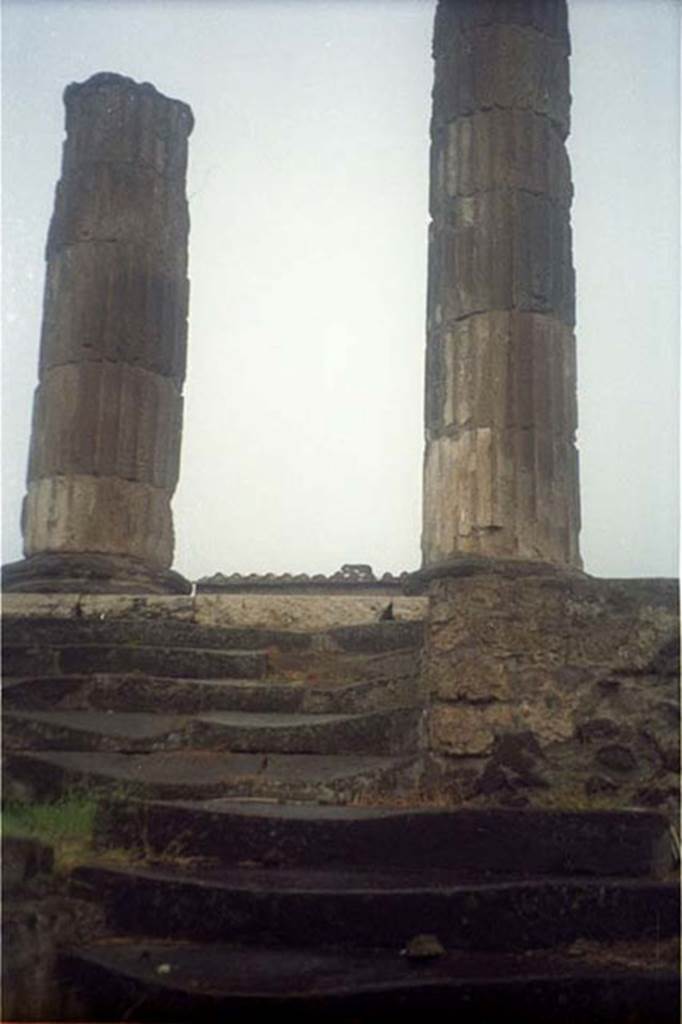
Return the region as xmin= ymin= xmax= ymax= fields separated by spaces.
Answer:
xmin=2 ymin=2 xmax=679 ymax=1021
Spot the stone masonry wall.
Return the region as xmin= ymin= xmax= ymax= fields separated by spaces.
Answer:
xmin=423 ymin=571 xmax=679 ymax=820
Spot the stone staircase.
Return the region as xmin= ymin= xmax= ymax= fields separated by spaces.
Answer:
xmin=2 ymin=611 xmax=680 ymax=1022
xmin=3 ymin=616 xmax=424 ymax=806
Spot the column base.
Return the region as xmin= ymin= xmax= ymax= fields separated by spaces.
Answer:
xmin=404 ymin=555 xmax=585 ymax=595
xmin=1 ymin=553 xmax=191 ymax=595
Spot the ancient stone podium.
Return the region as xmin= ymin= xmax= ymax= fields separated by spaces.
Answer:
xmin=422 ymin=0 xmax=581 ymax=570
xmin=3 ymin=73 xmax=193 ymax=593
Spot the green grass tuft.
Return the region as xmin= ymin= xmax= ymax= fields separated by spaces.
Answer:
xmin=2 ymin=791 xmax=99 ymax=871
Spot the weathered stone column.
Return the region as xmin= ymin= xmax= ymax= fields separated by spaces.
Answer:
xmin=3 ymin=73 xmax=193 ymax=593
xmin=422 ymin=0 xmax=581 ymax=568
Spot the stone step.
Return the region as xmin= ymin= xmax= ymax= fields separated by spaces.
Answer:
xmin=2 ymin=644 xmax=268 ymax=680
xmin=325 ymin=620 xmax=424 ymax=653
xmin=1 ymin=675 xmax=306 ymax=714
xmin=69 ymin=861 xmax=680 ymax=953
xmin=4 ymin=749 xmax=421 ymax=804
xmin=1 ymin=672 xmax=420 ymax=716
xmin=94 ymin=800 xmax=674 ymax=878
xmin=3 ymin=707 xmax=423 ymax=756
xmin=1 ymin=616 xmax=314 ymax=652
xmin=1 ymin=616 xmax=424 ymax=656
xmin=58 ymin=939 xmax=681 ymax=1023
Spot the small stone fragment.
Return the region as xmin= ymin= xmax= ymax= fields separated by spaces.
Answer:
xmin=595 ymin=745 xmax=637 ymax=773
xmin=402 ymin=933 xmax=446 ymax=961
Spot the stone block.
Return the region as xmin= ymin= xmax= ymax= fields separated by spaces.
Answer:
xmin=22 ymin=475 xmax=174 ymax=569
xmin=432 ymin=24 xmax=570 ymax=137
xmin=430 ymin=109 xmax=572 ymax=212
xmin=427 ymin=193 xmax=574 ymax=327
xmin=79 ymin=595 xmax=196 ymax=621
xmin=427 ymin=651 xmax=512 ymax=702
xmin=422 ymin=427 xmax=581 ymax=566
xmin=429 ymin=703 xmax=516 ymax=756
xmin=425 ymin=312 xmax=577 ymax=437
xmin=193 ymin=595 xmax=428 ymax=632
xmin=47 ymin=162 xmax=189 ymax=258
xmin=0 ymin=594 xmax=81 ymax=619
xmin=38 ymin=242 xmax=188 ymax=379
xmin=63 ymin=73 xmax=193 ymax=179
xmin=27 ymin=363 xmax=183 ymax=491
xmin=595 ymin=745 xmax=639 ymax=774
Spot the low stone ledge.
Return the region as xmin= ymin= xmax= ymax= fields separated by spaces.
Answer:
xmin=1 ymin=592 xmax=428 ymax=632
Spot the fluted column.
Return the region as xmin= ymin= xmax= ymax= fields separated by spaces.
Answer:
xmin=422 ymin=0 xmax=581 ymax=569
xmin=4 ymin=73 xmax=193 ymax=593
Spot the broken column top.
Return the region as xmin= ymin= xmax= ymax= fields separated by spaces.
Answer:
xmin=64 ymin=72 xmax=194 ymax=129
xmin=433 ymin=0 xmax=571 ymax=55
xmin=62 ymin=72 xmax=194 ymax=178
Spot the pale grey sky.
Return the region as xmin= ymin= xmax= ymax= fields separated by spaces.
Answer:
xmin=2 ymin=0 xmax=680 ymax=580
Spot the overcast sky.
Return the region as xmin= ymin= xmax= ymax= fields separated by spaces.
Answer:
xmin=2 ymin=0 xmax=679 ymax=581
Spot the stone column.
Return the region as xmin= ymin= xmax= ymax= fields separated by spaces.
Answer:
xmin=3 ymin=73 xmax=193 ymax=593
xmin=422 ymin=0 xmax=581 ymax=569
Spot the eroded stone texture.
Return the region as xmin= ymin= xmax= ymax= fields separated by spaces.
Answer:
xmin=423 ymin=0 xmax=580 ymax=568
xmin=8 ymin=73 xmax=193 ymax=592
xmin=423 ymin=571 xmax=680 ymax=821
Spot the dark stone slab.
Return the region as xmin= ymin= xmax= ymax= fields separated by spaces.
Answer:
xmin=1 ymin=616 xmax=312 ymax=653
xmin=70 ymin=862 xmax=680 ymax=952
xmin=4 ymin=643 xmax=267 ymax=680
xmin=95 ymin=801 xmax=673 ymax=878
xmin=59 ymin=940 xmax=680 ymax=1023
xmin=191 ymin=707 xmax=422 ymax=756
xmin=4 ymin=749 xmax=419 ymax=803
xmin=3 ymin=706 xmax=422 ymax=757
xmin=1 ymin=675 xmax=307 ymax=715
xmin=3 ymin=711 xmax=193 ymax=754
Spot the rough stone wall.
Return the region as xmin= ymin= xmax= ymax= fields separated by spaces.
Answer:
xmin=2 ymin=838 xmax=104 ymax=1022
xmin=423 ymin=571 xmax=679 ymax=820
xmin=423 ymin=0 xmax=581 ymax=567
xmin=22 ymin=73 xmax=193 ymax=571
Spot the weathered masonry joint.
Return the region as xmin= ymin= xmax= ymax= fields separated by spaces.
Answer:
xmin=4 ymin=73 xmax=193 ymax=593
xmin=422 ymin=0 xmax=581 ymax=569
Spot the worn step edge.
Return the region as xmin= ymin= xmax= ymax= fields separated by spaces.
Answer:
xmin=2 ymin=616 xmax=425 ymax=654
xmin=1 ymin=673 xmax=422 ymax=716
xmin=4 ymin=749 xmax=422 ymax=804
xmin=58 ymin=940 xmax=680 ymax=1022
xmin=1 ymin=675 xmax=307 ymax=714
xmin=2 ymin=645 xmax=268 ymax=680
xmin=2 ymin=617 xmax=314 ymax=651
xmin=69 ymin=862 xmax=681 ymax=951
xmin=3 ymin=707 xmax=424 ymax=756
xmin=93 ymin=798 xmax=675 ymax=877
